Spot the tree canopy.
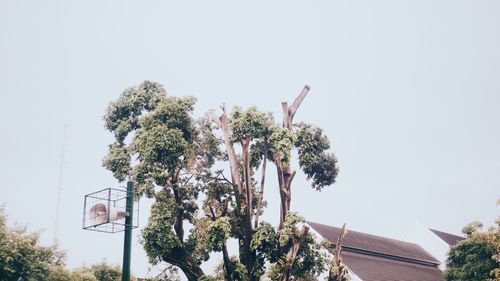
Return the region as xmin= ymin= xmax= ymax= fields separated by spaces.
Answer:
xmin=445 ymin=219 xmax=500 ymax=281
xmin=103 ymin=81 xmax=340 ymax=280
xmin=0 ymin=207 xmax=134 ymax=281
xmin=0 ymin=207 xmax=65 ymax=281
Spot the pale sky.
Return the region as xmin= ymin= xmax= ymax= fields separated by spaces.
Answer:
xmin=1 ymin=1 xmax=499 ymax=279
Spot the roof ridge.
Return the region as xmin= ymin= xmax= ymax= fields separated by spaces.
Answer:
xmin=308 ymin=220 xmax=424 ymax=248
xmin=429 ymin=228 xmax=464 ymax=239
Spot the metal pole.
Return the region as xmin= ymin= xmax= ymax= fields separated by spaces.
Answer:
xmin=122 ymin=181 xmax=134 ymax=281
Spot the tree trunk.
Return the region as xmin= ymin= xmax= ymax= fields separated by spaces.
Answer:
xmin=254 ymin=142 xmax=268 ymax=228
xmin=219 ymin=103 xmax=243 ymax=202
xmin=162 ymin=247 xmax=204 ymax=281
xmin=241 ymin=136 xmax=253 ymax=232
xmin=276 ymin=86 xmax=311 ymax=280
xmin=277 ymin=85 xmax=310 ymax=229
xmin=220 ymin=104 xmax=256 ymax=281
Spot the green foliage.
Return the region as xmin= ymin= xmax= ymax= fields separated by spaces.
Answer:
xmin=0 ymin=208 xmax=133 ymax=281
xmin=131 ymin=97 xmax=196 ymax=178
xmin=251 ymin=223 xmax=279 ymax=278
xmin=68 ymin=271 xmax=98 ymax=281
xmin=445 ymin=220 xmax=500 ymax=281
xmin=328 ymin=262 xmax=351 ymax=281
xmin=229 ymin=106 xmax=270 ymax=141
xmin=0 ymin=208 xmax=66 ymax=281
xmin=47 ymin=266 xmax=73 ymax=281
xmin=141 ymin=192 xmax=182 ymax=265
xmin=103 ymin=81 xmax=340 ymax=280
xmin=185 ymin=218 xmax=211 ymax=263
xmin=196 ymin=115 xmax=224 ymax=170
xmin=102 ymin=143 xmax=130 ymax=182
xmin=69 ymin=262 xmax=136 ymax=281
xmin=104 ymin=81 xmax=166 ymax=143
xmin=289 ymin=233 xmax=329 ymax=279
xmin=213 ymin=256 xmax=248 ymax=281
xmin=279 ymin=213 xmax=305 ymax=247
xmin=251 ymin=222 xmax=278 ymax=262
xmin=265 ymin=214 xmax=329 ymax=280
xmin=295 ymin=123 xmax=339 ymax=190
xmin=88 ymin=262 xmax=122 ymax=281
xmin=268 ymin=125 xmax=296 ymax=164
xmin=208 ymin=217 xmax=231 ymax=251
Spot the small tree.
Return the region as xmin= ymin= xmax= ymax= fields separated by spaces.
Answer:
xmin=70 ymin=262 xmax=135 ymax=281
xmin=103 ymin=81 xmax=339 ymax=280
xmin=445 ymin=220 xmax=500 ymax=281
xmin=0 ymin=207 xmax=66 ymax=281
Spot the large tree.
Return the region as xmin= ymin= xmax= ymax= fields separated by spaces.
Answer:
xmin=445 ymin=220 xmax=500 ymax=281
xmin=103 ymin=81 xmax=339 ymax=280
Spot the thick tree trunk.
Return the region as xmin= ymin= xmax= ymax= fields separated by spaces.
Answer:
xmin=163 ymin=247 xmax=204 ymax=281
xmin=169 ymin=176 xmax=185 ymax=242
xmin=220 ymin=104 xmax=256 ymax=281
xmin=241 ymin=136 xmax=257 ymax=281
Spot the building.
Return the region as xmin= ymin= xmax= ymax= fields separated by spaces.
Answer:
xmin=307 ymin=221 xmax=449 ymax=281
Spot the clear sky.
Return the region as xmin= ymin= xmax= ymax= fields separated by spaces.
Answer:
xmin=1 ymin=0 xmax=499 ymax=279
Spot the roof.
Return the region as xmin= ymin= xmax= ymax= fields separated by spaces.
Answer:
xmin=429 ymin=228 xmax=465 ymax=246
xmin=307 ymin=221 xmax=440 ymax=265
xmin=307 ymin=221 xmax=444 ymax=281
xmin=343 ymin=251 xmax=444 ymax=281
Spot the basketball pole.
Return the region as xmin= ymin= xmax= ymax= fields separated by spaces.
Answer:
xmin=122 ymin=181 xmax=134 ymax=281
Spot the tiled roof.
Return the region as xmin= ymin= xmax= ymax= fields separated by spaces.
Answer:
xmin=343 ymin=252 xmax=444 ymax=281
xmin=307 ymin=221 xmax=440 ymax=265
xmin=429 ymin=228 xmax=465 ymax=246
xmin=307 ymin=221 xmax=444 ymax=281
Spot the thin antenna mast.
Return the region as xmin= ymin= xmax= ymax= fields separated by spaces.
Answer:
xmin=54 ymin=125 xmax=69 ymax=244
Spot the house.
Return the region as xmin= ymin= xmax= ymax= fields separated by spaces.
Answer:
xmin=402 ymin=221 xmax=465 ymax=270
xmin=307 ymin=221 xmax=445 ymax=281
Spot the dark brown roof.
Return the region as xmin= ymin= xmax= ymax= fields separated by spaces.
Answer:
xmin=307 ymin=221 xmax=440 ymax=265
xmin=343 ymin=251 xmax=444 ymax=281
xmin=429 ymin=228 xmax=465 ymax=246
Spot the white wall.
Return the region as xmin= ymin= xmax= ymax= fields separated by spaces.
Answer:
xmin=402 ymin=222 xmax=450 ymax=270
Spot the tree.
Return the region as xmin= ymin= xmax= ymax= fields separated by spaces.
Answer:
xmin=0 ymin=207 xmax=135 ymax=281
xmin=103 ymin=81 xmax=340 ymax=280
xmin=70 ymin=262 xmax=136 ymax=281
xmin=326 ymin=224 xmax=350 ymax=281
xmin=0 ymin=207 xmax=66 ymax=281
xmin=445 ymin=219 xmax=500 ymax=281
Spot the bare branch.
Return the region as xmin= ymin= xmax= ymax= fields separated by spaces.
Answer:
xmin=281 ymin=102 xmax=289 ymax=128
xmin=209 ymin=205 xmax=216 ymax=221
xmin=219 ymin=103 xmax=243 ymax=200
xmin=288 ymin=85 xmax=311 ymax=125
